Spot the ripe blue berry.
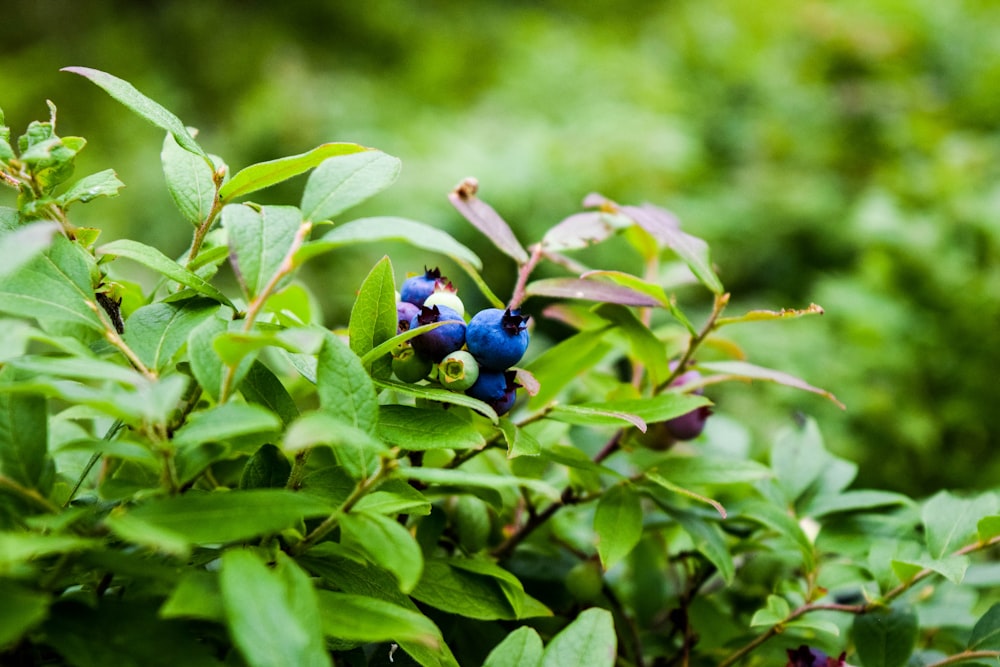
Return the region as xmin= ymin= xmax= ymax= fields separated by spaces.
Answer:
xmin=465 ymin=308 xmax=530 ymax=371
xmin=400 ymin=267 xmax=445 ymax=306
xmin=785 ymin=645 xmax=846 ymax=667
xmin=409 ymin=305 xmax=466 ymax=362
xmin=465 ymin=369 xmax=518 ymax=416
xmin=396 ymin=301 xmax=420 ymax=333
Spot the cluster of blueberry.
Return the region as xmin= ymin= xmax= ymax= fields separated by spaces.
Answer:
xmin=392 ymin=268 xmax=529 ymax=416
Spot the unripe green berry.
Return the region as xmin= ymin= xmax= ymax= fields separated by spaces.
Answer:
xmin=423 ymin=290 xmax=465 ymax=317
xmin=438 ymin=350 xmax=480 ymax=391
xmin=392 ymin=345 xmax=433 ymax=383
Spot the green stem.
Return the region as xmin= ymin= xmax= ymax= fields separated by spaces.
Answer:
xmin=655 ymin=291 xmax=730 ymax=394
xmin=0 ymin=474 xmax=61 ymax=514
xmin=290 ymin=458 xmax=396 ymax=556
xmin=64 ymin=419 xmax=125 ymax=506
xmin=926 ymin=650 xmax=1000 ymax=667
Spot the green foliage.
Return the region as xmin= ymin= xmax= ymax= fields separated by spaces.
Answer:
xmin=0 ymin=69 xmax=998 ymax=667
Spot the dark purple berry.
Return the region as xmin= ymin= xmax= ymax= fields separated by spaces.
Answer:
xmin=400 ymin=267 xmax=446 ymax=306
xmin=409 ymin=305 xmax=466 ymax=362
xmin=396 ymin=301 xmax=420 ymax=333
xmin=465 ymin=308 xmax=530 ymax=371
xmin=664 ymin=367 xmax=711 ymax=441
xmin=465 ymin=369 xmax=518 ymax=415
xmin=786 ymin=645 xmax=846 ymax=667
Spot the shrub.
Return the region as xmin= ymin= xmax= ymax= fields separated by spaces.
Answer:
xmin=1 ymin=68 xmax=999 ymax=667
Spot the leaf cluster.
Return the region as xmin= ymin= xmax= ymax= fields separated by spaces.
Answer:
xmin=0 ymin=69 xmax=998 ymax=667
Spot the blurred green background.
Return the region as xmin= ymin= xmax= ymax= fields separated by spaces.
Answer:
xmin=3 ymin=0 xmax=999 ymax=495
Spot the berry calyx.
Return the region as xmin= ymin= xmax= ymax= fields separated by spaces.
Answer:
xmin=465 ymin=308 xmax=530 ymax=371
xmin=409 ymin=304 xmax=466 ymax=362
xmin=438 ymin=350 xmax=480 ymax=391
xmin=400 ymin=267 xmax=446 ymax=306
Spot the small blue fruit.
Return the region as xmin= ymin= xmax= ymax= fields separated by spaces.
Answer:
xmin=396 ymin=301 xmax=420 ymax=333
xmin=409 ymin=305 xmax=466 ymax=362
xmin=465 ymin=308 xmax=530 ymax=370
xmin=465 ymin=369 xmax=518 ymax=416
xmin=400 ymin=267 xmax=445 ymax=306
xmin=785 ymin=645 xmax=846 ymax=667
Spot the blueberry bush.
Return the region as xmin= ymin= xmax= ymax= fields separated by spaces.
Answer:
xmin=1 ymin=68 xmax=1000 ymax=667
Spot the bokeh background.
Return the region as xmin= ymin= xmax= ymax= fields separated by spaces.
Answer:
xmin=3 ymin=0 xmax=999 ymax=495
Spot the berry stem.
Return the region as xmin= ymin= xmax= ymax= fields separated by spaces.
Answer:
xmin=508 ymin=243 xmax=544 ymax=310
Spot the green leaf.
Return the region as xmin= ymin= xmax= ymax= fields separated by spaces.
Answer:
xmin=340 ymin=511 xmax=424 ymax=594
xmin=374 ymin=378 xmax=500 ymax=423
xmin=172 ymin=402 xmax=281 ymax=449
xmin=969 ymin=603 xmax=1000 ymax=651
xmin=0 ymin=233 xmax=103 ymax=330
xmin=891 ymin=555 xmax=969 ymax=585
xmin=674 ymin=513 xmax=735 ymax=584
xmin=539 ymin=607 xmax=616 ymax=667
xmin=525 ymin=327 xmax=612 ymax=407
xmin=750 ymin=594 xmax=791 ymax=627
xmin=576 ymin=393 xmax=712 ymax=425
xmin=376 ymin=405 xmax=486 ymax=451
xmin=354 ymin=481 xmax=431 ymax=516
xmin=483 ymin=627 xmax=544 ymax=667
xmin=316 ymin=590 xmax=440 ymax=648
xmin=696 ymin=360 xmax=845 ymax=409
xmin=105 ymin=489 xmax=333 ymax=550
xmin=770 ymin=416 xmax=829 ymax=505
xmin=239 ymin=360 xmax=300 ymax=426
xmin=0 ymin=533 xmax=100 ymax=571
xmin=594 ymin=303 xmax=670 ymax=385
xmin=547 ymin=404 xmax=646 ymax=432
xmin=922 ymin=490 xmax=1000 ymax=559
xmin=411 ymin=559 xmax=518 ymax=620
xmin=62 ymin=67 xmax=206 ymax=157
xmin=0 ymin=367 xmax=50 ymax=492
xmin=316 ymin=331 xmax=378 ymax=433
xmin=160 ymin=571 xmax=223 ymax=622
xmin=222 ymin=204 xmax=303 ymax=300
xmin=220 ymin=142 xmax=368 ymax=202
xmin=301 ymin=150 xmax=401 ymax=221
xmin=654 ymin=456 xmax=771 ymax=486
xmin=0 ymin=221 xmax=60 ymax=280
xmin=498 ymin=417 xmax=541 ymax=458
xmin=737 ymin=500 xmax=815 ymax=571
xmin=284 ymin=412 xmax=385 ymax=480
xmin=8 ymin=355 xmax=144 ymax=387
xmin=805 ymin=489 xmax=912 ymax=518
xmin=99 ymin=239 xmax=234 ymax=308
xmin=123 ymin=298 xmax=218 ymax=371
xmin=187 ymin=312 xmax=230 ymax=402
xmin=979 ymin=515 xmax=1000 ymax=542
xmin=348 ymin=255 xmax=396 ymax=379
xmin=56 ymin=168 xmax=125 ymax=206
xmin=594 ymin=482 xmax=643 ymax=569
xmin=301 ymin=217 xmax=483 ymax=270
xmin=448 ymin=181 xmax=529 ymax=264
xmin=400 ymin=466 xmax=560 ymax=502
xmin=620 ymin=203 xmax=724 ymax=295
xmin=852 ymin=605 xmax=918 ymax=667
xmin=0 ymin=581 xmax=50 ymax=649
xmin=43 ymin=598 xmax=221 ymax=667
xmin=221 ymin=550 xmax=331 ymax=667
xmin=162 ymin=131 xmax=217 ymax=225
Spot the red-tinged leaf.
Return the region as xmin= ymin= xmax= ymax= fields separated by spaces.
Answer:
xmin=621 ymin=204 xmax=724 ymax=296
xmin=696 ymin=360 xmax=846 ymax=409
xmin=525 ymin=278 xmax=662 ymax=307
xmin=448 ymin=178 xmax=528 ymax=264
xmin=513 ymin=368 xmax=540 ymax=396
xmin=540 ymin=212 xmax=627 ymax=251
